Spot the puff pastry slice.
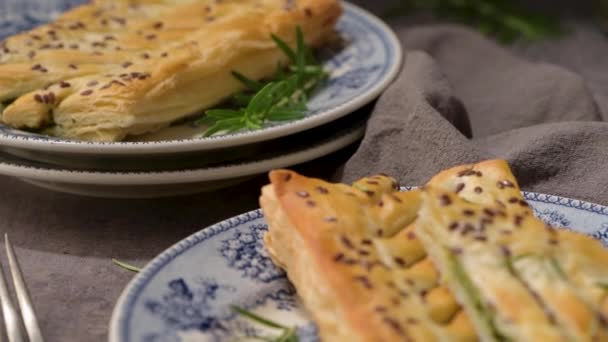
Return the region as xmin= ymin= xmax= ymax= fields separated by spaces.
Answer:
xmin=261 ymin=170 xmax=460 ymax=341
xmin=0 ymin=0 xmax=341 ymax=141
xmin=416 ymin=187 xmax=608 ymax=341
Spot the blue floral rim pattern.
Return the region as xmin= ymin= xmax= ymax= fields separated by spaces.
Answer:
xmin=111 ymin=191 xmax=608 ymax=342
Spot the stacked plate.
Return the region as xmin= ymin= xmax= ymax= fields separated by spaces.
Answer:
xmin=0 ymin=2 xmax=402 ymax=198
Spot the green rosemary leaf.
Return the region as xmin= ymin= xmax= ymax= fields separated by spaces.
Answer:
xmin=275 ymin=327 xmax=298 ymax=342
xmin=271 ymin=33 xmax=297 ymax=63
xmin=295 ymin=27 xmax=307 ymax=81
xmin=205 ymin=109 xmax=243 ymax=119
xmin=203 ymin=118 xmax=245 ymax=137
xmin=247 ymin=82 xmax=281 ymax=113
xmin=266 ymin=109 xmax=305 ymax=121
xmin=112 ymin=259 xmax=141 ymax=273
xmin=200 ymin=26 xmax=325 ymax=137
xmin=232 ymin=71 xmax=264 ymax=91
xmin=231 ymin=306 xmax=288 ymax=330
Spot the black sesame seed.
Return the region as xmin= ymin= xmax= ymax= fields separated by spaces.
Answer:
xmin=549 ymin=238 xmax=559 ymax=245
xmin=461 ymin=223 xmax=475 ymax=236
xmin=475 ymin=171 xmax=482 ymax=177
xmin=394 ymin=257 xmax=406 ymax=267
xmin=374 ymin=306 xmax=387 ymax=313
xmin=141 ymin=53 xmax=150 ymax=59
xmin=407 ymin=231 xmax=416 ymax=240
xmin=296 ymin=191 xmax=309 ymax=198
xmin=439 ymin=194 xmax=452 ymax=206
xmin=304 ymin=8 xmax=313 ymax=16
xmin=34 ymin=94 xmax=43 ymax=103
xmin=449 ymin=222 xmax=459 ymax=231
xmin=497 ymin=180 xmax=515 ymax=189
xmin=514 ymin=215 xmax=523 ymax=227
xmin=501 ymin=245 xmax=511 ymax=257
xmin=597 ymin=313 xmax=608 ymax=327
xmin=145 ymin=34 xmax=157 ymax=40
xmin=340 ymin=235 xmax=354 ymax=249
xmin=376 ymin=229 xmax=384 ymax=237
xmin=324 ymin=217 xmax=337 ymax=223
xmin=474 ymin=186 xmax=483 ymax=193
xmin=31 ymin=64 xmax=42 ymax=70
xmin=354 ymin=276 xmax=373 ymax=289
xmin=358 ymin=250 xmax=370 ymax=256
xmin=316 ymin=186 xmax=328 ymax=194
xmin=153 ymin=22 xmax=164 ymax=29
xmin=305 ymin=200 xmax=316 ymax=208
xmin=122 ymin=62 xmax=133 ymax=68
xmin=80 ymin=90 xmax=93 ymax=96
xmin=455 ymin=183 xmax=465 ymax=193
xmin=519 ymin=200 xmax=529 ymax=207
xmin=451 ymin=247 xmax=463 ymax=255
xmin=462 ymin=209 xmax=475 ymax=216
xmin=383 ymin=317 xmax=403 ymax=333
xmin=483 ymin=208 xmax=495 ymax=217
xmin=87 ymin=81 xmax=99 ymax=87
xmin=361 ymin=239 xmax=372 ymax=245
xmin=378 ymin=200 xmax=384 ymax=207
xmin=333 ymin=253 xmax=344 ymax=262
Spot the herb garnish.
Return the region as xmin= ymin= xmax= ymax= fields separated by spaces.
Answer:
xmin=231 ymin=306 xmax=299 ymax=341
xmin=387 ymin=0 xmax=561 ymax=43
xmin=197 ymin=27 xmax=326 ymax=137
xmin=112 ymin=258 xmax=141 ymax=273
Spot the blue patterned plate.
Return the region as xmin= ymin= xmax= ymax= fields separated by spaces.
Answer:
xmin=0 ymin=2 xmax=401 ymax=156
xmin=109 ymin=192 xmax=608 ymax=342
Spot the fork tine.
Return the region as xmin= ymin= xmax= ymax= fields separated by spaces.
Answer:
xmin=0 ymin=245 xmax=24 ymax=342
xmin=5 ymin=235 xmax=43 ymax=342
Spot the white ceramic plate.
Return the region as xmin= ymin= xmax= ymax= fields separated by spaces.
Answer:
xmin=0 ymin=2 xmax=401 ymax=159
xmin=109 ymin=192 xmax=608 ymax=341
xmin=0 ymin=119 xmax=365 ymax=198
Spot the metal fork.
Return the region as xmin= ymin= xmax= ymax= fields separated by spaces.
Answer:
xmin=0 ymin=235 xmax=43 ymax=342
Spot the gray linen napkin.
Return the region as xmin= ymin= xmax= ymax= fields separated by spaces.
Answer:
xmin=337 ymin=20 xmax=608 ymax=205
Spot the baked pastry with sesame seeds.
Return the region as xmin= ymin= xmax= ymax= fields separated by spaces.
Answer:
xmin=416 ymin=187 xmax=608 ymax=341
xmin=260 ymin=160 xmax=608 ymax=341
xmin=0 ymin=0 xmax=342 ymax=141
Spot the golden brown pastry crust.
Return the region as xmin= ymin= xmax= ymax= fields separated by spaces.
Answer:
xmin=0 ymin=0 xmax=342 ymax=141
xmin=260 ymin=160 xmax=608 ymax=341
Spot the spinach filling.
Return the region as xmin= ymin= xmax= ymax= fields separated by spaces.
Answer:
xmin=448 ymin=251 xmax=509 ymax=342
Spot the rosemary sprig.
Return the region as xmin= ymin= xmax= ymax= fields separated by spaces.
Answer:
xmin=112 ymin=258 xmax=141 ymax=273
xmin=388 ymin=0 xmax=561 ymax=43
xmin=198 ymin=27 xmax=326 ymax=137
xmin=231 ymin=306 xmax=299 ymax=342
